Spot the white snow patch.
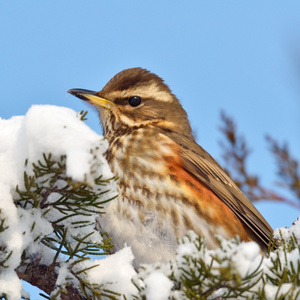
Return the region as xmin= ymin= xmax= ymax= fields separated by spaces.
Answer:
xmin=143 ymin=271 xmax=173 ymax=300
xmin=274 ymin=218 xmax=300 ymax=242
xmin=0 ymin=105 xmax=117 ymax=298
xmin=75 ymin=246 xmax=137 ymax=297
xmin=229 ymin=241 xmax=262 ymax=278
xmin=264 ymin=283 xmax=293 ymax=300
xmin=0 ymin=270 xmax=22 ymax=300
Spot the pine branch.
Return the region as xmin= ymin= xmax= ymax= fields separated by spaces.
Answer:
xmin=12 ymin=153 xmax=117 ymax=298
xmin=134 ymin=228 xmax=300 ymax=299
xmin=2 ymin=108 xmax=300 ymax=299
xmin=266 ymin=135 xmax=300 ymax=200
xmin=16 ymin=262 xmax=60 ymax=296
xmin=16 ymin=261 xmax=96 ymax=300
xmin=219 ymin=111 xmax=300 ymax=208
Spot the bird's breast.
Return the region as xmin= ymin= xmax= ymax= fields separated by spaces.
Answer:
xmin=101 ymin=128 xmax=252 ymax=265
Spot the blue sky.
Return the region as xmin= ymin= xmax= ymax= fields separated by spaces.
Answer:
xmin=1 ymin=1 xmax=300 ymax=298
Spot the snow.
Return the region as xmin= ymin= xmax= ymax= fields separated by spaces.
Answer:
xmin=264 ymin=283 xmax=293 ymax=300
xmin=217 ymin=239 xmax=262 ymax=278
xmin=138 ymin=223 xmax=300 ymax=299
xmin=0 ymin=105 xmax=118 ymax=299
xmin=274 ymin=218 xmax=300 ymax=241
xmin=0 ymin=271 xmax=23 ymax=300
xmin=18 ymin=105 xmax=113 ymax=185
xmin=0 ymin=104 xmax=299 ymax=299
xmin=143 ymin=271 xmax=173 ymax=300
xmin=74 ymin=246 xmax=137 ymax=297
xmin=133 ymin=262 xmax=176 ymax=299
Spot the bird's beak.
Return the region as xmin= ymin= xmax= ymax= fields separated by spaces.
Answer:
xmin=68 ymin=88 xmax=115 ymax=110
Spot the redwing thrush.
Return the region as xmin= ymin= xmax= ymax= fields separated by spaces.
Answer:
xmin=68 ymin=68 xmax=273 ymax=267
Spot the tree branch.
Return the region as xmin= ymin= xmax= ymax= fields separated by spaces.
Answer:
xmin=219 ymin=111 xmax=300 ymax=208
xmin=16 ymin=262 xmax=85 ymax=299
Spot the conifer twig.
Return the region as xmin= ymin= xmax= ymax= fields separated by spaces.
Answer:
xmin=13 ymin=153 xmax=116 ymax=298
xmin=219 ymin=111 xmax=300 ymax=208
xmin=16 ymin=262 xmax=86 ymax=300
xmin=266 ymin=135 xmax=300 ymax=200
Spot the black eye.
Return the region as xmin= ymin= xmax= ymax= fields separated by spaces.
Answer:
xmin=128 ymin=96 xmax=142 ymax=107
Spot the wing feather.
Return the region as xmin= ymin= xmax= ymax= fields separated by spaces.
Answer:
xmin=164 ymin=131 xmax=273 ymax=248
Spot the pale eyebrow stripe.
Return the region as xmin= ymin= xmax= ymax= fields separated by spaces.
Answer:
xmin=108 ymin=83 xmax=174 ymax=103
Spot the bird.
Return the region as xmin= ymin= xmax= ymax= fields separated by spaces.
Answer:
xmin=68 ymin=67 xmax=273 ymax=267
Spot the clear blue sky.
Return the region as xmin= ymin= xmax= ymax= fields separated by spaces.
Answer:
xmin=1 ymin=1 xmax=300 ymax=298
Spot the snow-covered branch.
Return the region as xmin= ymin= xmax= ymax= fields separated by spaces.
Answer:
xmin=0 ymin=106 xmax=299 ymax=299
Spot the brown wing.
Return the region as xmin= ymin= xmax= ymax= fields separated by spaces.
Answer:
xmin=164 ymin=131 xmax=273 ymax=248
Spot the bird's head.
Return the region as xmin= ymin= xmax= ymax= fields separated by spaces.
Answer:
xmin=68 ymin=68 xmax=193 ymax=139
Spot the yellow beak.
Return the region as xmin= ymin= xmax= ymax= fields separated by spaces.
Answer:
xmin=68 ymin=88 xmax=114 ymax=110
